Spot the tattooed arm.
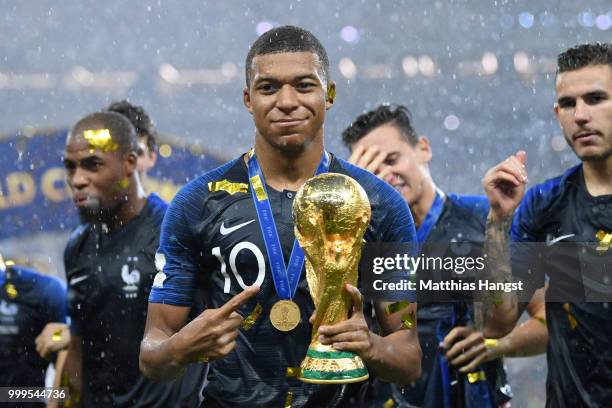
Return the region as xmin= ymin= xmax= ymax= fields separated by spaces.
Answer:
xmin=475 ymin=151 xmax=528 ymax=338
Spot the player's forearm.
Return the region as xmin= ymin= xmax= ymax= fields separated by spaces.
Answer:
xmin=139 ymin=329 xmax=187 ymax=380
xmin=63 ymin=337 xmax=83 ymax=407
xmin=488 ymin=316 xmax=548 ymax=359
xmin=475 ymin=214 xmax=519 ymax=338
xmin=364 ymin=331 xmax=421 ymax=385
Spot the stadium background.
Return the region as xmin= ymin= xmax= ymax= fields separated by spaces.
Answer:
xmin=1 ymin=1 xmax=611 ymax=406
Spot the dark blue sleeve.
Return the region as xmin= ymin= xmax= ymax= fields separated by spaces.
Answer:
xmin=13 ymin=266 xmax=67 ymax=324
xmin=511 ymin=188 xmax=540 ymax=244
xmin=378 ymin=184 xmax=418 ymax=246
xmin=63 ymin=235 xmax=83 ymax=335
xmin=449 ymin=194 xmax=490 ymax=225
xmin=379 ymin=182 xmax=419 ymax=302
xmin=41 ymin=276 xmax=68 ymax=323
xmin=148 ymin=184 xmax=200 ymax=307
xmin=510 ymin=185 xmax=546 ymax=301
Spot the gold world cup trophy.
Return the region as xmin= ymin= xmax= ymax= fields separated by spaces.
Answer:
xmin=293 ymin=172 xmax=371 ymax=383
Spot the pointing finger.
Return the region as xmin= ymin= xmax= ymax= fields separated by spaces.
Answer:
xmin=218 ymin=285 xmax=260 ymax=316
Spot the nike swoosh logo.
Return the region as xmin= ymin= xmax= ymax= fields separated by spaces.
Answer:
xmin=220 ymin=219 xmax=255 ymax=235
xmin=69 ymin=275 xmax=90 ymax=286
xmin=546 ymin=233 xmax=575 ymax=246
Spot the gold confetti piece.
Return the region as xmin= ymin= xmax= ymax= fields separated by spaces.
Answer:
xmin=596 ymin=230 xmax=611 ymax=253
xmin=6 ymin=283 xmax=18 ymax=299
xmin=385 ymin=301 xmax=410 ymax=315
xmin=535 ymin=317 xmax=547 ymax=327
xmin=284 ymin=391 xmax=293 ymax=408
xmin=563 ymin=303 xmax=578 ymax=330
xmin=5 ymin=261 xmax=15 ymax=266
xmin=492 ymin=291 xmax=504 ymax=307
xmin=467 ymin=370 xmax=487 ymax=383
xmin=52 ymin=330 xmax=63 ymax=342
xmin=383 ymin=398 xmax=395 ymax=408
xmin=286 ymin=367 xmax=300 ymax=377
xmin=400 ymin=312 xmax=415 ymax=330
xmin=208 ymin=180 xmax=249 ymax=195
xmin=250 ymin=175 xmax=268 ymax=201
xmin=83 ymin=129 xmax=118 ymax=153
xmin=116 ymin=177 xmax=129 ymax=190
xmin=484 ymin=338 xmax=498 ymax=349
xmin=568 ymin=315 xmax=577 ymax=330
xmin=241 ymin=303 xmax=263 ymax=331
xmin=197 ymin=355 xmax=209 ymax=363
xmin=326 ymin=85 xmax=336 ymax=102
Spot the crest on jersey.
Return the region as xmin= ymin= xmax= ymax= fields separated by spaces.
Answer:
xmin=121 ymin=256 xmax=141 ymax=299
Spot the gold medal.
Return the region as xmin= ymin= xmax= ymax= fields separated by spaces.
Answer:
xmin=270 ymin=300 xmax=301 ymax=332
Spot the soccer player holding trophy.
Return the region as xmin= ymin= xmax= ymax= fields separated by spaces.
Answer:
xmin=141 ymin=26 xmax=421 ymax=406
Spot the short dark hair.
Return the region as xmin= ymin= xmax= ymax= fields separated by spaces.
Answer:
xmin=245 ymin=25 xmax=330 ymax=88
xmin=69 ymin=111 xmax=138 ymax=156
xmin=105 ymin=100 xmax=157 ymax=151
xmin=557 ymin=43 xmax=612 ymax=74
xmin=342 ymin=105 xmax=419 ymax=148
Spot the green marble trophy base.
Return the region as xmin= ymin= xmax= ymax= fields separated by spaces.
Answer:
xmin=297 ymin=342 xmax=369 ymax=384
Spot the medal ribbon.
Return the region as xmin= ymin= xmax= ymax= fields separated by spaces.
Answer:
xmin=416 ymin=189 xmax=445 ymax=244
xmin=424 ymin=194 xmax=492 ymax=408
xmin=418 ymin=189 xmax=450 ymax=405
xmin=247 ymin=149 xmax=330 ymax=300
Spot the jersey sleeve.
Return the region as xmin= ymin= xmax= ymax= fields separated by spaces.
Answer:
xmin=42 ymin=277 xmax=68 ymax=323
xmin=379 ymin=185 xmax=418 ymax=246
xmin=364 ymin=171 xmax=418 ymax=302
xmin=148 ymin=186 xmax=200 ymax=307
xmin=510 ymin=185 xmax=547 ymax=302
xmin=63 ymin=233 xmax=85 ymax=336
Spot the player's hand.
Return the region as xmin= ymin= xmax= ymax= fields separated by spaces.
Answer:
xmin=440 ymin=326 xmax=498 ymax=373
xmin=35 ymin=322 xmax=70 ymax=360
xmin=318 ymin=284 xmax=375 ymax=361
xmin=348 ymin=145 xmax=392 ymax=181
xmin=174 ymin=285 xmax=259 ymax=364
xmin=482 ymin=151 xmax=527 ymax=221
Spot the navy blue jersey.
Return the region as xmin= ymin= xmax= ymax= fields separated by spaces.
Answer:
xmin=0 ymin=265 xmax=66 ymax=392
xmin=65 ymin=195 xmax=203 ymax=408
xmin=511 ymin=164 xmax=612 ymax=407
xmin=395 ymin=194 xmax=510 ymax=408
xmin=150 ymin=153 xmax=416 ymax=407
